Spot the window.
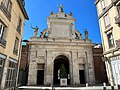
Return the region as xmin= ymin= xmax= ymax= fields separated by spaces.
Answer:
xmin=104 ymin=14 xmax=111 ymax=28
xmin=100 ymin=0 xmax=106 ymax=10
xmin=13 ymin=38 xmax=19 ymax=55
xmin=0 ymin=21 xmax=7 ymax=46
xmin=0 ymin=0 xmax=12 ymax=21
xmin=3 ymin=0 xmax=12 ymax=13
xmin=117 ymin=5 xmax=120 ymax=13
xmin=17 ymin=18 xmax=22 ymax=34
xmin=107 ymin=33 xmax=114 ymax=48
xmin=5 ymin=60 xmax=17 ymax=89
xmin=0 ymin=58 xmax=5 ymax=85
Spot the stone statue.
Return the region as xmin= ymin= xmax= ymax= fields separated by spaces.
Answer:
xmin=40 ymin=32 xmax=43 ymax=37
xmin=31 ymin=25 xmax=39 ymax=37
xmin=84 ymin=30 xmax=88 ymax=39
xmin=50 ymin=10 xmax=53 ymax=15
xmin=59 ymin=4 xmax=64 ymax=12
xmin=69 ymin=12 xmax=72 ymax=16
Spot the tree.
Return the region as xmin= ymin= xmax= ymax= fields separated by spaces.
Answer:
xmin=60 ymin=64 xmax=67 ymax=78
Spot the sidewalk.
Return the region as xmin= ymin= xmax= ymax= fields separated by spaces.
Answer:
xmin=18 ymin=86 xmax=118 ymax=90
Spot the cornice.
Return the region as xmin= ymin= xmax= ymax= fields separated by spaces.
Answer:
xmin=103 ymin=47 xmax=120 ymax=55
xmin=17 ymin=0 xmax=29 ymax=20
xmin=98 ymin=3 xmax=113 ymax=19
xmin=95 ymin=0 xmax=100 ymax=5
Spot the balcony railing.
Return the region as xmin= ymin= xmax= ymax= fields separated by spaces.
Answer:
xmin=115 ymin=13 xmax=120 ymax=24
xmin=0 ymin=2 xmax=11 ymax=21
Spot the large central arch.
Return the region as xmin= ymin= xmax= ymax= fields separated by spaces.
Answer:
xmin=53 ymin=55 xmax=70 ymax=85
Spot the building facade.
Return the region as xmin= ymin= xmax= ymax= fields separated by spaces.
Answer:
xmin=95 ymin=0 xmax=120 ymax=89
xmin=92 ymin=45 xmax=108 ymax=84
xmin=27 ymin=6 xmax=95 ymax=86
xmin=18 ymin=44 xmax=29 ymax=85
xmin=0 ymin=0 xmax=28 ymax=89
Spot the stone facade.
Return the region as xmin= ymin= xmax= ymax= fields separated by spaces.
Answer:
xmin=0 ymin=0 xmax=28 ymax=89
xmin=95 ymin=0 xmax=120 ymax=88
xmin=27 ymin=6 xmax=95 ymax=86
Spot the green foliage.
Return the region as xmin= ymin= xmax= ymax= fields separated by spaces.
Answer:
xmin=60 ymin=64 xmax=67 ymax=78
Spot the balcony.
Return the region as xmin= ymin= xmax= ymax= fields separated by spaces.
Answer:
xmin=115 ymin=13 xmax=120 ymax=24
xmin=0 ymin=2 xmax=11 ymax=21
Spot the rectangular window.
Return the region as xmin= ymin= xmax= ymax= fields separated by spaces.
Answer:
xmin=0 ymin=21 xmax=7 ymax=46
xmin=104 ymin=14 xmax=111 ymax=28
xmin=13 ymin=38 xmax=19 ymax=55
xmin=17 ymin=18 xmax=22 ymax=34
xmin=101 ymin=0 xmax=106 ymax=10
xmin=107 ymin=33 xmax=114 ymax=48
xmin=117 ymin=5 xmax=120 ymax=13
xmin=0 ymin=58 xmax=5 ymax=85
xmin=5 ymin=60 xmax=17 ymax=89
xmin=3 ymin=0 xmax=12 ymax=13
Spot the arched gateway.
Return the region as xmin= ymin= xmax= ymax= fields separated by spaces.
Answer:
xmin=54 ymin=55 xmax=70 ymax=85
xmin=27 ymin=5 xmax=95 ymax=86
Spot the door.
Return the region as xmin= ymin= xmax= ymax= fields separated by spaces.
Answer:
xmin=37 ymin=70 xmax=44 ymax=85
xmin=79 ymin=70 xmax=85 ymax=84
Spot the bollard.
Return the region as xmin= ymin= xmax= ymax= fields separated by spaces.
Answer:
xmin=86 ymin=83 xmax=88 ymax=87
xmin=103 ymin=82 xmax=106 ymax=90
xmin=111 ymin=86 xmax=114 ymax=90
xmin=118 ymin=85 xmax=120 ymax=90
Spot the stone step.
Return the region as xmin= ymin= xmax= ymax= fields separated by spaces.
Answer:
xmin=18 ymin=86 xmax=118 ymax=90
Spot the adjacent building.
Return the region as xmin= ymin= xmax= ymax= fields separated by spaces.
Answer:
xmin=27 ymin=6 xmax=95 ymax=86
xmin=18 ymin=44 xmax=29 ymax=85
xmin=92 ymin=44 xmax=108 ymax=84
xmin=0 ymin=0 xmax=28 ymax=89
xmin=95 ymin=0 xmax=120 ymax=89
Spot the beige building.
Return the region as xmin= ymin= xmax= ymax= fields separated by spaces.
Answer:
xmin=0 ymin=0 xmax=28 ymax=89
xmin=95 ymin=0 xmax=120 ymax=89
xmin=27 ymin=6 xmax=95 ymax=86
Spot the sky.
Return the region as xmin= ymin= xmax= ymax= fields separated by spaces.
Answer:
xmin=23 ymin=0 xmax=101 ymax=43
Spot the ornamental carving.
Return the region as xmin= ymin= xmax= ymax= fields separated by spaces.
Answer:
xmin=78 ymin=57 xmax=86 ymax=64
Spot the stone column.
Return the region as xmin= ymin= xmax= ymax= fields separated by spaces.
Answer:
xmin=44 ymin=51 xmax=53 ymax=85
xmin=28 ymin=59 xmax=37 ymax=85
xmin=85 ymin=52 xmax=89 ymax=83
xmin=72 ymin=51 xmax=80 ymax=85
xmin=70 ymin=51 xmax=73 ymax=84
xmin=86 ymin=49 xmax=95 ymax=84
xmin=28 ymin=50 xmax=37 ymax=85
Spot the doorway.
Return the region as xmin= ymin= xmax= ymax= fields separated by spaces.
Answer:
xmin=53 ymin=55 xmax=70 ymax=85
xmin=37 ymin=64 xmax=44 ymax=85
xmin=37 ymin=70 xmax=44 ymax=85
xmin=79 ymin=70 xmax=85 ymax=84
